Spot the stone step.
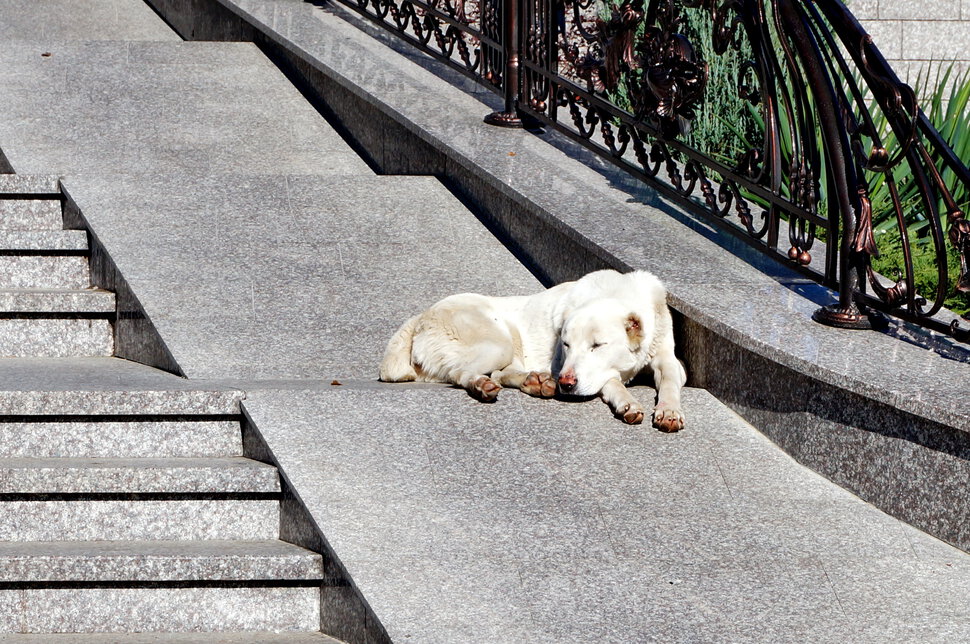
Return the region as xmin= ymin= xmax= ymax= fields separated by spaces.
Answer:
xmin=0 ymin=288 xmax=114 ymax=313
xmin=0 ymin=457 xmax=280 ymax=494
xmin=0 ymin=539 xmax=322 ymax=582
xmin=0 ymin=358 xmax=244 ymax=416
xmin=0 ymin=500 xmax=279 ymax=541
xmin=0 ymin=199 xmax=62 ymax=230
xmin=0 ymin=175 xmax=60 ymax=195
xmin=0 ymin=319 xmax=113 ymax=358
xmin=0 ymin=633 xmax=342 ymax=643
xmin=0 ymin=256 xmax=89 ymax=288
xmin=0 ymin=419 xmax=242 ymax=458
xmin=0 ymin=586 xmax=320 ymax=633
xmin=0 ymin=230 xmax=87 ymax=252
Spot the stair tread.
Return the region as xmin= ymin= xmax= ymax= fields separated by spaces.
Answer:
xmin=0 ymin=632 xmax=342 ymax=643
xmin=0 ymin=288 xmax=114 ymax=313
xmin=0 ymin=539 xmax=323 ymax=582
xmin=0 ymin=457 xmax=280 ymax=494
xmin=0 ymin=230 xmax=86 ymax=251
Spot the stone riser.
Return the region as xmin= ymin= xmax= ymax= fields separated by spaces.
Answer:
xmin=0 ymin=200 xmax=62 ymax=230
xmin=0 ymin=587 xmax=320 ymax=633
xmin=0 ymin=257 xmax=89 ymax=289
xmin=0 ymin=420 xmax=243 ymax=459
xmin=0 ymin=457 xmax=280 ymax=494
xmin=0 ymin=500 xmax=279 ymax=541
xmin=0 ymin=318 xmax=112 ymax=357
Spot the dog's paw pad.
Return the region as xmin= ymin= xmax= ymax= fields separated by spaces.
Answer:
xmin=523 ymin=372 xmax=557 ymax=398
xmin=653 ymin=406 xmax=685 ymax=432
xmin=618 ymin=401 xmax=644 ymax=425
xmin=471 ymin=376 xmax=501 ymax=402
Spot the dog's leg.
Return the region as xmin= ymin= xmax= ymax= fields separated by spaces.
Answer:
xmin=452 ymin=370 xmax=502 ymax=402
xmin=600 ymin=378 xmax=645 ymax=424
xmin=650 ymin=351 xmax=686 ymax=432
xmin=491 ymin=368 xmax=557 ymax=398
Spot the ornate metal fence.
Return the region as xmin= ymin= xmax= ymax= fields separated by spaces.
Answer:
xmin=333 ymin=0 xmax=970 ymax=341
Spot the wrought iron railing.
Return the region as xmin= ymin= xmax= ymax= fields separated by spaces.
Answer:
xmin=329 ymin=0 xmax=970 ymax=341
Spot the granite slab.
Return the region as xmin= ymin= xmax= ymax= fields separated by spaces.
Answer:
xmin=0 ymin=0 xmax=181 ymax=42
xmin=61 ymin=173 xmax=542 ymax=380
xmin=0 ymin=40 xmax=371 ymax=177
xmin=241 ymin=384 xmax=970 ymax=643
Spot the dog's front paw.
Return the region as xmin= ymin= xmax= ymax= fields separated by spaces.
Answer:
xmin=616 ymin=400 xmax=644 ymax=425
xmin=522 ymin=371 xmax=557 ymax=398
xmin=470 ymin=376 xmax=501 ymax=402
xmin=653 ymin=403 xmax=685 ymax=432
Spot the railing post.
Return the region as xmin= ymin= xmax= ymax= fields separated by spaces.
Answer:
xmin=484 ymin=0 xmax=525 ymax=127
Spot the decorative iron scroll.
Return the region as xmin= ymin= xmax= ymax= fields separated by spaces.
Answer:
xmin=517 ymin=0 xmax=970 ymax=340
xmin=326 ymin=0 xmax=970 ymax=340
xmin=326 ymin=0 xmax=506 ymax=92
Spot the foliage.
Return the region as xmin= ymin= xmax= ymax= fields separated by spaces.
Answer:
xmin=867 ymin=63 xmax=970 ymax=316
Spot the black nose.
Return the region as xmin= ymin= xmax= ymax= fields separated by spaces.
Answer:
xmin=558 ymin=380 xmax=575 ymax=393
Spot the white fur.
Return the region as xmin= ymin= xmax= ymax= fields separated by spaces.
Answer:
xmin=379 ymin=269 xmax=686 ymax=429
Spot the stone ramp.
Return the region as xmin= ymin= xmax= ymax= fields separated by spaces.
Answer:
xmin=61 ymin=172 xmax=542 ymax=380
xmin=0 ymin=39 xmax=370 ymax=177
xmin=0 ymin=0 xmax=180 ymax=42
xmin=243 ymin=384 xmax=970 ymax=642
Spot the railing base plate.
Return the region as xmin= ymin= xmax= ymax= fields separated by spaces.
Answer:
xmin=484 ymin=111 xmax=527 ymax=128
xmin=812 ymin=304 xmax=887 ymax=330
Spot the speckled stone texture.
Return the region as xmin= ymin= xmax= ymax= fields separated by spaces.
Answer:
xmin=62 ymin=173 xmax=542 ymax=380
xmin=0 ymin=420 xmax=242 ymax=458
xmin=0 ymin=540 xmax=322 ymax=582
xmin=0 ymin=457 xmax=280 ymax=494
xmin=0 ymin=635 xmax=343 ymax=643
xmin=0 ymin=175 xmax=60 ymax=194
xmin=0 ymin=230 xmax=87 ymax=251
xmin=0 ymin=319 xmax=112 ymax=357
xmin=4 ymin=587 xmax=319 ymax=633
xmin=242 ymin=385 xmax=970 ymax=643
xmin=0 ymin=257 xmax=89 ymax=289
xmin=0 ymin=200 xmax=64 ymax=230
xmin=0 ymin=357 xmax=243 ymax=415
xmin=0 ymin=289 xmax=115 ymax=313
xmin=0 ymin=500 xmax=279 ymax=541
xmin=0 ymin=0 xmax=181 ymax=42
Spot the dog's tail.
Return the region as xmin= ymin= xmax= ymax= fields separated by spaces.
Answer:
xmin=379 ymin=314 xmax=420 ymax=382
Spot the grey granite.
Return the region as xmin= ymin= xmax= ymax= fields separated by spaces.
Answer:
xmin=18 ymin=587 xmax=318 ymax=633
xmin=0 ymin=200 xmax=62 ymax=229
xmin=0 ymin=40 xmax=370 ymax=177
xmin=0 ymin=357 xmax=243 ymax=415
xmin=0 ymin=230 xmax=87 ymax=251
xmin=0 ymin=540 xmax=322 ymax=582
xmin=0 ymin=457 xmax=280 ymax=494
xmin=0 ymin=288 xmax=114 ymax=313
xmin=0 ymin=499 xmax=279 ymax=541
xmin=241 ymin=385 xmax=970 ymax=642
xmin=61 ymin=173 xmax=542 ymax=380
xmin=0 ymin=256 xmax=89 ymax=289
xmin=0 ymin=319 xmax=112 ymax=358
xmin=0 ymin=0 xmax=180 ymax=42
xmin=0 ymin=175 xmax=60 ymax=194
xmin=0 ymin=420 xmax=242 ymax=459
xmin=0 ymin=634 xmax=343 ymax=643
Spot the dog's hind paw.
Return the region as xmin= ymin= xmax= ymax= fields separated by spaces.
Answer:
xmin=522 ymin=371 xmax=557 ymax=398
xmin=653 ymin=404 xmax=685 ymax=432
xmin=470 ymin=376 xmax=501 ymax=402
xmin=616 ymin=401 xmax=645 ymax=425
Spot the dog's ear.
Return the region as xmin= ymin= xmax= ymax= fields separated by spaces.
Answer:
xmin=625 ymin=313 xmax=644 ymax=347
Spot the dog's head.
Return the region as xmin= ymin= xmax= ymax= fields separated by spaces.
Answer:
xmin=555 ymin=299 xmax=653 ymax=396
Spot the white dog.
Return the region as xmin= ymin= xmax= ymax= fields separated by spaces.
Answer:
xmin=379 ymin=269 xmax=686 ymax=431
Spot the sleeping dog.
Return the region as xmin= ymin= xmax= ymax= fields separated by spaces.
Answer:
xmin=379 ymin=269 xmax=685 ymax=431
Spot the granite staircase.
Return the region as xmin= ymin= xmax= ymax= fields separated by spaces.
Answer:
xmin=0 ymin=177 xmax=338 ymax=640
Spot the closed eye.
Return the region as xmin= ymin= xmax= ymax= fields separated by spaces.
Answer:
xmin=591 ymin=342 xmax=605 ymax=350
